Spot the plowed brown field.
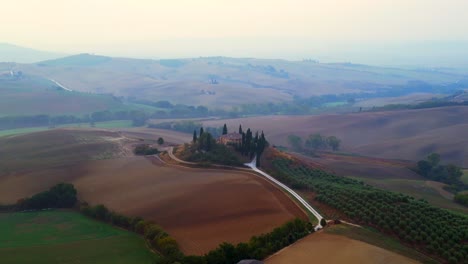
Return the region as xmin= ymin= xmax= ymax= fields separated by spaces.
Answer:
xmin=0 ymin=156 xmax=305 ymax=255
xmin=202 ymin=106 xmax=468 ymax=166
xmin=265 ymin=232 xmax=419 ymax=264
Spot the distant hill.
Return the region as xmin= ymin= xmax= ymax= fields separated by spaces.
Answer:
xmin=17 ymin=55 xmax=468 ymax=109
xmin=38 ymin=53 xmax=112 ymax=67
xmin=0 ymin=43 xmax=65 ymax=63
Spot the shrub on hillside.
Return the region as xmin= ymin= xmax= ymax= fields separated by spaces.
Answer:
xmin=18 ymin=183 xmax=77 ymax=210
xmin=134 ymin=144 xmax=159 ymax=155
xmin=417 ymin=153 xmax=465 ymax=191
xmin=454 ymin=193 xmax=468 ymax=207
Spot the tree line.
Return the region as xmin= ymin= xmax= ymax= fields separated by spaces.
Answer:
xmin=16 ymin=183 xmax=77 ymax=210
xmin=182 ymin=127 xmax=243 ymax=166
xmin=1 ymin=183 xmax=316 ymax=264
xmin=0 ymin=110 xmax=149 ymax=130
xmin=191 ymin=125 xmax=268 ymax=166
xmin=0 ymin=183 xmax=77 ymax=212
xmin=417 ymin=153 xmax=466 ymax=192
xmin=288 ymin=133 xmax=341 ymax=152
xmin=235 ymin=125 xmax=268 ymax=166
xmin=150 ymin=121 xmax=223 ymax=137
xmin=80 ymin=203 xmax=184 ymax=262
xmin=184 ymin=218 xmax=312 ymax=264
xmin=82 ymin=202 xmax=312 ymax=264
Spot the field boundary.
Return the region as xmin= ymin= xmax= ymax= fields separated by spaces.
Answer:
xmin=163 ymin=148 xmax=320 ymax=226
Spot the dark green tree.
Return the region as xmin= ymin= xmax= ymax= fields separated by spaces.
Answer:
xmin=157 ymin=137 xmax=164 ymax=145
xmin=222 ymin=124 xmax=228 ymax=135
xmin=238 ymin=124 xmax=243 ymax=134
xmin=326 ymin=136 xmax=341 ymax=151
xmin=288 ymin=134 xmax=303 ymax=151
xmin=320 ymin=218 xmax=327 ymax=227
xmin=305 ymin=133 xmax=325 ymax=150
xmin=427 ymin=153 xmax=441 ymax=167
xmin=193 ymin=130 xmax=198 ymax=143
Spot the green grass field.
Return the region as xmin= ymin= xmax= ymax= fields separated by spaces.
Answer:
xmin=325 ymin=224 xmax=438 ymax=264
xmin=0 ymin=210 xmax=157 ymax=264
xmin=0 ymin=120 xmax=133 ymax=137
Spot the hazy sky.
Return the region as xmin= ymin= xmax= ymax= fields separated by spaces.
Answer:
xmin=2 ymin=0 xmax=468 ymax=66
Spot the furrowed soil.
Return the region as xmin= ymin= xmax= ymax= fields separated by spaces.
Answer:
xmin=265 ymin=231 xmax=419 ymax=264
xmin=0 ymin=153 xmax=306 ymax=255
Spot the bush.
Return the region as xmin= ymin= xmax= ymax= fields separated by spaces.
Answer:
xmin=18 ymin=183 xmax=77 ymax=210
xmin=320 ymin=218 xmax=327 ymax=226
xmin=134 ymin=144 xmax=159 ymax=155
xmin=454 ymin=193 xmax=468 ymax=206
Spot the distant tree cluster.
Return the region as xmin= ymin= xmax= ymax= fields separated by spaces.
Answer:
xmin=150 ymin=121 xmax=223 ymax=137
xmin=417 ymin=153 xmax=465 ymax=191
xmin=17 ymin=183 xmax=77 ymax=210
xmin=133 ymin=144 xmax=159 ymax=156
xmin=236 ymin=126 xmax=268 ymax=166
xmin=0 ymin=110 xmax=150 ymax=130
xmin=272 ymin=158 xmax=468 ymax=264
xmin=184 ymin=128 xmax=242 ymax=166
xmin=188 ymin=125 xmax=268 ymax=167
xmin=367 ymin=98 xmax=468 ymax=112
xmin=288 ymin=133 xmax=341 ymax=152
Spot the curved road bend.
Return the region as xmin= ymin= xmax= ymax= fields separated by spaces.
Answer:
xmin=165 ymin=147 xmax=324 ymax=230
xmin=245 ymin=157 xmax=324 ymax=230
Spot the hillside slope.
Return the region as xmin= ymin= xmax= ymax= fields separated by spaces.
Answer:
xmin=0 ymin=43 xmax=65 ymax=63
xmin=0 ymin=129 xmax=127 ymax=175
xmin=12 ymin=55 xmax=466 ymax=108
xmin=203 ymin=106 xmax=468 ymax=166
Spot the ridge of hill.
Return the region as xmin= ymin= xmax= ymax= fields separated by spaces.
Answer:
xmin=10 ymin=54 xmax=467 ymax=108
xmin=0 ymin=43 xmax=65 ymax=63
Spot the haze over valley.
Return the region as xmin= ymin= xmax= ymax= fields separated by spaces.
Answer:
xmin=1 ymin=1 xmax=467 ymax=264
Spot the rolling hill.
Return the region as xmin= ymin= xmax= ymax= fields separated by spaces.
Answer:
xmin=10 ymin=54 xmax=468 ymax=109
xmin=0 ymin=43 xmax=65 ymax=63
xmin=202 ymin=106 xmax=468 ymax=166
xmin=0 ymin=128 xmax=305 ymax=255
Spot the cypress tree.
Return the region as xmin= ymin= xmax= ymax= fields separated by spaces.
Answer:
xmin=238 ymin=125 xmax=243 ymax=134
xmin=246 ymin=129 xmax=252 ymax=157
xmin=193 ymin=130 xmax=197 ymax=143
xmin=222 ymin=124 xmax=228 ymax=135
xmin=200 ymin=127 xmax=204 ymax=136
xmin=241 ymin=132 xmax=246 ymax=154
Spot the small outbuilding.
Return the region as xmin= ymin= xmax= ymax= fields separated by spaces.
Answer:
xmin=218 ymin=132 xmax=242 ymax=145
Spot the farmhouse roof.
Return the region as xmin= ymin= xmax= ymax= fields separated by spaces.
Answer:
xmin=219 ymin=132 xmax=242 ymax=140
xmin=237 ymin=260 xmax=263 ymax=264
